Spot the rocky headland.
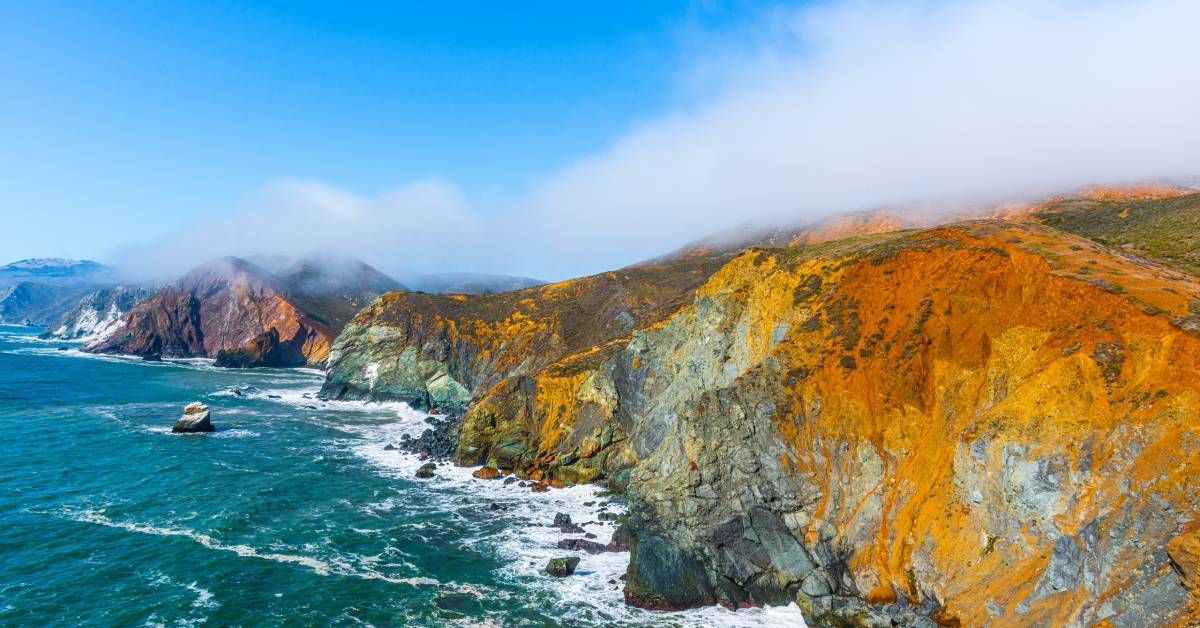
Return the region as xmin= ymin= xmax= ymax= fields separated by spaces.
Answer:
xmin=316 ymin=188 xmax=1200 ymax=626
xmin=86 ymin=256 xmax=401 ymax=368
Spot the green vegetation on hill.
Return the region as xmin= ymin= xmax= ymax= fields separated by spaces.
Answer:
xmin=1034 ymin=192 xmax=1200 ymax=274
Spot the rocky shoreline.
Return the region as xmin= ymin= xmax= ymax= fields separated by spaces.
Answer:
xmin=314 ymin=219 xmax=1200 ymax=626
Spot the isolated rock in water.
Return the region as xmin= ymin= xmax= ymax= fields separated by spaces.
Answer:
xmin=415 ymin=462 xmax=436 ymax=478
xmin=142 ymin=352 xmax=162 ymax=362
xmin=545 ymin=557 xmax=580 ymax=577
xmin=172 ymin=402 xmax=214 ymax=433
xmin=551 ymin=513 xmax=585 ymax=534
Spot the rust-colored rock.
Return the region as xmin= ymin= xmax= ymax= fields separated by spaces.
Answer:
xmin=86 ymin=256 xmax=399 ymax=367
xmin=471 ymin=466 xmax=500 ymax=480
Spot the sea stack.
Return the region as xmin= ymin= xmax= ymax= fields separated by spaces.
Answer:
xmin=172 ymin=402 xmax=214 ymax=433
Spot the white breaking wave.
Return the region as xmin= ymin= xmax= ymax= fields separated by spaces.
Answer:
xmin=346 ymin=400 xmax=811 ymax=627
xmin=66 ymin=509 xmax=438 ymax=588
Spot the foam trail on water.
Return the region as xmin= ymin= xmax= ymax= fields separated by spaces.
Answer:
xmin=348 ymin=402 xmax=810 ymax=627
xmin=65 ymin=509 xmax=437 ymax=587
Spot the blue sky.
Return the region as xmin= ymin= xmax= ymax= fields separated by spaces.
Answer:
xmin=3 ymin=1 xmax=1198 ymax=280
xmin=0 ymin=1 xmax=763 ymax=263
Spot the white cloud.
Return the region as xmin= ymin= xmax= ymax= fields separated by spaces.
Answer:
xmin=121 ymin=0 xmax=1200 ymax=281
xmin=115 ymin=178 xmax=479 ymax=279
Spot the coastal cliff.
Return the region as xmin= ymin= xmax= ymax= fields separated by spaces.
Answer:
xmin=319 ymin=197 xmax=1200 ymax=624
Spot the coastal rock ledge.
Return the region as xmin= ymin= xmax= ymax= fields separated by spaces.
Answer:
xmin=172 ymin=402 xmax=214 ymax=433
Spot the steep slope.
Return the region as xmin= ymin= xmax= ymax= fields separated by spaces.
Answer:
xmin=273 ymin=256 xmax=405 ymax=329
xmin=319 ymin=254 xmax=730 ymax=409
xmin=85 ymin=256 xmax=392 ymax=366
xmin=42 ymin=285 xmax=157 ymax=340
xmin=321 ymin=219 xmax=1200 ymax=625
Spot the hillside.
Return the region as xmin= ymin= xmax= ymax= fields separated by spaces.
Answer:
xmin=318 ymin=195 xmax=1200 ymax=625
xmin=320 ymin=253 xmax=729 ymax=407
xmin=398 ymin=272 xmax=546 ymax=295
xmin=1031 ymin=191 xmax=1200 ymax=274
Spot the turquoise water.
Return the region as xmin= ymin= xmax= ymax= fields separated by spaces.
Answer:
xmin=0 ymin=325 xmax=803 ymax=626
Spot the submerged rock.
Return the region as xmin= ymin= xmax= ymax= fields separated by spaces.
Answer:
xmin=172 ymin=402 xmax=214 ymax=433
xmin=545 ymin=557 xmax=580 ymax=578
xmin=557 ymin=538 xmax=607 ymax=554
xmin=551 ymin=513 xmax=585 ymax=534
xmin=415 ymin=462 xmax=436 ymax=478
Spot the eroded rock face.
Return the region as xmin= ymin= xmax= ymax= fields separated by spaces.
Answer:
xmin=320 ymin=220 xmax=1200 ymax=625
xmin=214 ymin=326 xmax=313 ymax=368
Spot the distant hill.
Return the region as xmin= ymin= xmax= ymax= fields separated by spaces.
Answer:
xmin=399 ymin=272 xmax=545 ymax=295
xmin=0 ymin=258 xmax=125 ymax=326
xmin=645 ymin=184 xmax=1199 ymax=265
xmin=0 ymin=282 xmax=94 ymax=326
xmin=0 ymin=258 xmax=110 ymax=285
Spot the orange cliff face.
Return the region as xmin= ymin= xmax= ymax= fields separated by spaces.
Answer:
xmin=319 ymin=200 xmax=1200 ymax=624
xmin=612 ymin=223 xmax=1200 ymax=623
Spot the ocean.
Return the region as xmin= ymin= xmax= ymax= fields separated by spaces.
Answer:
xmin=0 ymin=325 xmax=806 ymax=626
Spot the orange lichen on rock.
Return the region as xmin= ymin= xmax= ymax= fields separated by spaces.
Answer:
xmin=751 ymin=224 xmax=1200 ymax=624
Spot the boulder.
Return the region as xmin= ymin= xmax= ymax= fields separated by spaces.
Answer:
xmin=472 ymin=466 xmax=501 ymax=480
xmin=172 ymin=402 xmax=214 ymax=433
xmin=558 ymin=538 xmax=608 ymax=554
xmin=545 ymin=556 xmax=581 ymax=577
xmin=551 ymin=513 xmax=586 ymax=534
xmin=415 ymin=463 xmax=436 ymax=478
